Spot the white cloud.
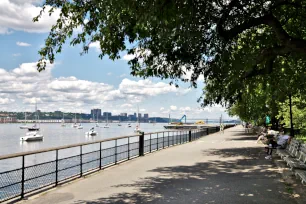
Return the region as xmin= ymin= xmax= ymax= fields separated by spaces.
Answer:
xmin=160 ymin=107 xmax=165 ymax=111
xmin=0 ymin=0 xmax=60 ymax=34
xmin=170 ymin=105 xmax=177 ymax=111
xmin=16 ymin=41 xmax=31 ymax=47
xmin=180 ymin=106 xmax=191 ymax=112
xmin=123 ymin=54 xmax=135 ymax=61
xmin=12 ymin=53 xmax=21 ymax=57
xmin=107 ymin=72 xmax=112 ymax=76
xmin=119 ymin=74 xmax=126 ymax=78
xmin=89 ymin=41 xmax=100 ymax=52
xmin=119 ymin=78 xmax=188 ymax=97
xmin=0 ymin=98 xmax=15 ymax=105
xmin=48 ymin=77 xmax=112 ymax=93
xmin=121 ymin=103 xmax=133 ymax=108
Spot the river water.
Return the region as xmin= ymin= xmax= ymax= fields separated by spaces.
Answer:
xmin=0 ymin=123 xmax=166 ymax=156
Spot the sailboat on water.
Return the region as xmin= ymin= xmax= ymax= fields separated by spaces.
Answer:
xmin=103 ymin=113 xmax=110 ymax=128
xmin=77 ymin=123 xmax=83 ymax=129
xmin=61 ymin=113 xmax=66 ymax=127
xmin=20 ymin=103 xmax=43 ymax=141
xmin=20 ymin=112 xmax=28 ymax=129
xmin=118 ymin=115 xmax=122 ymax=126
xmin=95 ymin=114 xmax=100 ymax=127
xmin=72 ymin=113 xmax=78 ymax=128
xmin=134 ymin=106 xmax=141 ymax=133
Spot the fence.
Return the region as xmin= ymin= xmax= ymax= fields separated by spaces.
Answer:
xmin=0 ymin=127 xmax=220 ymax=202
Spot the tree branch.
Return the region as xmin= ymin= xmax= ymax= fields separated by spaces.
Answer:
xmin=244 ymin=46 xmax=290 ymax=78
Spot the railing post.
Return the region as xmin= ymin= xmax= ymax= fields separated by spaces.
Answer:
xmin=206 ymin=128 xmax=209 ymax=135
xmin=216 ymin=126 xmax=218 ymax=132
xmin=157 ymin=133 xmax=159 ymax=150
xmin=21 ymin=155 xmax=25 ymax=199
xmin=163 ymin=132 xmax=165 ymax=148
xmin=115 ymin=139 xmax=117 ymax=164
xmin=149 ymin=134 xmax=152 ymax=153
xmin=189 ymin=130 xmax=192 ymax=142
xmin=128 ymin=137 xmax=130 ymax=160
xmin=180 ymin=131 xmax=182 ymax=144
xmin=99 ymin=142 xmax=102 ymax=169
xmin=168 ymin=132 xmax=170 ymax=147
xmin=80 ymin=145 xmax=83 ymax=177
xmin=55 ymin=149 xmax=58 ymax=186
xmin=139 ymin=132 xmax=145 ymax=156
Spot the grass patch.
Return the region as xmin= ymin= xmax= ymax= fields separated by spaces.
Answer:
xmin=285 ymin=183 xmax=294 ymax=194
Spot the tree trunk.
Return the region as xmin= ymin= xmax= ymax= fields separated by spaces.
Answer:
xmin=289 ymin=94 xmax=294 ymax=137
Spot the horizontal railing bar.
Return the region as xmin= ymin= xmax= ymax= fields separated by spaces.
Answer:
xmin=0 ymin=133 xmax=142 ymax=160
xmin=24 ymin=160 xmax=55 ymax=169
xmin=0 ymin=181 xmax=22 ymax=190
xmin=81 ymin=158 xmax=100 ymax=166
xmin=0 ymin=167 xmax=23 ymax=175
xmin=58 ymin=154 xmax=80 ymax=162
xmin=82 ymin=150 xmax=100 ymax=156
xmin=58 ymin=164 xmax=81 ymax=172
xmin=24 ymin=171 xmax=56 ymax=183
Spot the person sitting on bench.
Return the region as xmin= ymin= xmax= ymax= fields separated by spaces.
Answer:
xmin=265 ymin=132 xmax=291 ymax=159
xmin=256 ymin=127 xmax=269 ymax=143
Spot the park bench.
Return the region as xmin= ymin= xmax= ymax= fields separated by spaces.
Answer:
xmin=293 ymin=145 xmax=306 ymax=184
xmin=284 ymin=144 xmax=306 ymax=170
xmin=276 ymin=140 xmax=306 ymax=184
xmin=276 ymin=139 xmax=299 ymax=159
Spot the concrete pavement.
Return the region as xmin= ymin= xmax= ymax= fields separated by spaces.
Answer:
xmin=21 ymin=126 xmax=300 ymax=204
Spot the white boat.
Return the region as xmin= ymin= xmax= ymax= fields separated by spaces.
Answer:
xmin=86 ymin=127 xmax=97 ymax=136
xmin=134 ymin=125 xmax=141 ymax=133
xmin=95 ymin=114 xmax=100 ymax=127
xmin=72 ymin=113 xmax=79 ymax=128
xmin=61 ymin=113 xmax=66 ymax=127
xmin=134 ymin=106 xmax=141 ymax=133
xmin=77 ymin=123 xmax=83 ymax=129
xmin=20 ymin=125 xmax=28 ymax=129
xmin=20 ymin=131 xmax=43 ymax=141
xmin=103 ymin=113 xmax=110 ymax=128
xmin=117 ymin=116 xmax=122 ymax=126
xmin=127 ymin=123 xmax=132 ymax=128
xmin=28 ymin=124 xmax=40 ymax=131
xmin=21 ymin=103 xmax=43 ymax=141
xmin=20 ymin=112 xmax=28 ymax=129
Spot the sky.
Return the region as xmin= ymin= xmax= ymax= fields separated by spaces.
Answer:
xmin=0 ymin=0 xmax=234 ymax=120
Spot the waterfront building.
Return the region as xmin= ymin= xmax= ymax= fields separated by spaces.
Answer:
xmin=91 ymin=109 xmax=102 ymax=118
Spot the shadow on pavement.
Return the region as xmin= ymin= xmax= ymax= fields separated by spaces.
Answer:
xmin=73 ymin=146 xmax=295 ymax=204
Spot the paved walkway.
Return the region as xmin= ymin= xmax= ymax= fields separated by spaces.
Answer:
xmin=22 ymin=126 xmax=298 ymax=204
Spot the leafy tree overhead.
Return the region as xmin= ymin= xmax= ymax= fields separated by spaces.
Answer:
xmin=36 ymin=0 xmax=306 ymax=105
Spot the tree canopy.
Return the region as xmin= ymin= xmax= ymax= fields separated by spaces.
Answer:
xmin=36 ymin=0 xmax=306 ymax=108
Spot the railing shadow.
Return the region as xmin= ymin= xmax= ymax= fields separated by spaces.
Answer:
xmin=73 ymin=147 xmax=294 ymax=204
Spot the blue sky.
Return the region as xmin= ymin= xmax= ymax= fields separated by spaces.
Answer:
xmin=0 ymin=0 xmax=233 ymax=120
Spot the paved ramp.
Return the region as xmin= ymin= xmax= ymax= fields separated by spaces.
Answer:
xmin=22 ymin=126 xmax=297 ymax=204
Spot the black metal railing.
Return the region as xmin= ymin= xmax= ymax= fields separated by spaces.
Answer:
xmin=0 ymin=126 xmax=221 ymax=202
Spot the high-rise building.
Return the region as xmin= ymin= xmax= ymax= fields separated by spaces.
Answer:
xmin=134 ymin=113 xmax=137 ymax=117
xmin=91 ymin=109 xmax=102 ymax=118
xmin=138 ymin=113 xmax=141 ymax=119
xmin=120 ymin=113 xmax=127 ymax=117
xmin=143 ymin=113 xmax=149 ymax=119
xmin=103 ymin=112 xmax=112 ymax=117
